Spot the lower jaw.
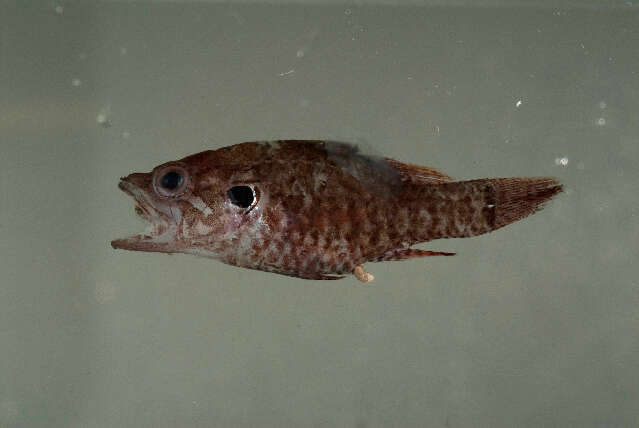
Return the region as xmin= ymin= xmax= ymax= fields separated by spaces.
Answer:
xmin=111 ymin=231 xmax=178 ymax=253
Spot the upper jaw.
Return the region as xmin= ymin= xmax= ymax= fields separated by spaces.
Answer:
xmin=110 ymin=176 xmax=180 ymax=253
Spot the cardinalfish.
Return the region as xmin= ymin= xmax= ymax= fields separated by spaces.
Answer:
xmin=111 ymin=140 xmax=562 ymax=282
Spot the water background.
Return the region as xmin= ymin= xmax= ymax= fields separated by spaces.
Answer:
xmin=2 ymin=1 xmax=638 ymax=426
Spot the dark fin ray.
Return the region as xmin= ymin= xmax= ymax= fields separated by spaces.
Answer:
xmin=374 ymin=248 xmax=456 ymax=262
xmin=261 ymin=261 xmax=345 ymax=280
xmin=385 ymin=158 xmax=453 ymax=184
xmin=313 ymin=274 xmax=345 ymax=280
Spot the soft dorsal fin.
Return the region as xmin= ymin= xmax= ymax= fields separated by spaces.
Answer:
xmin=385 ymin=158 xmax=453 ymax=184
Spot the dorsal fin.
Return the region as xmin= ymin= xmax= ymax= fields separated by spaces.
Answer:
xmin=385 ymin=158 xmax=453 ymax=184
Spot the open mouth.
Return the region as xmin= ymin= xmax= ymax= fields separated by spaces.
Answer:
xmin=110 ymin=179 xmax=176 ymax=252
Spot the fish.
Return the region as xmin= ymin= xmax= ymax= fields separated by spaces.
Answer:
xmin=111 ymin=140 xmax=563 ymax=282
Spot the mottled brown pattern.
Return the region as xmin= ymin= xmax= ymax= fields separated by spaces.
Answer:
xmin=111 ymin=141 xmax=563 ymax=281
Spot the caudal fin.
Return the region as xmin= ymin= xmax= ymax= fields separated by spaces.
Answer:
xmin=490 ymin=177 xmax=563 ymax=230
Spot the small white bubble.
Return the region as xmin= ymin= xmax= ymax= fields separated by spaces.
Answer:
xmin=122 ymin=131 xmax=130 ymax=139
xmin=296 ymin=49 xmax=305 ymax=58
xmin=598 ymin=100 xmax=607 ymax=109
xmin=515 ymin=99 xmax=522 ymax=107
xmin=344 ymin=8 xmax=352 ymax=15
xmin=55 ymin=4 xmax=63 ymax=14
xmin=96 ymin=106 xmax=112 ymax=127
xmin=71 ymin=78 xmax=82 ymax=87
xmin=120 ymin=47 xmax=127 ymax=55
xmin=554 ymin=156 xmax=569 ymax=166
xmin=596 ymin=117 xmax=606 ymax=126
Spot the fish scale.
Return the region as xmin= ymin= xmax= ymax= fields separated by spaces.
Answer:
xmin=112 ymin=140 xmax=563 ymax=282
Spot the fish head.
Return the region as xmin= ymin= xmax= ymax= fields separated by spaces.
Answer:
xmin=111 ymin=161 xmax=192 ymax=253
xmin=111 ymin=145 xmax=272 ymax=259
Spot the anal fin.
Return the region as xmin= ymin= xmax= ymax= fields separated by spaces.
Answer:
xmin=375 ymin=248 xmax=456 ymax=262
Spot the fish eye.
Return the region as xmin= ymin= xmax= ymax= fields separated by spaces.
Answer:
xmin=161 ymin=171 xmax=182 ymax=190
xmin=153 ymin=165 xmax=189 ymax=198
xmin=227 ymin=185 xmax=255 ymax=209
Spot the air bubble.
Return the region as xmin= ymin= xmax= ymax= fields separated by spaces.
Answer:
xmin=71 ymin=78 xmax=81 ymax=87
xmin=596 ymin=117 xmax=606 ymax=126
xmin=96 ymin=106 xmax=112 ymax=128
xmin=554 ymin=157 xmax=569 ymax=166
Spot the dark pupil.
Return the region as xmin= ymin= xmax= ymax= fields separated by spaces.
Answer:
xmin=161 ymin=171 xmax=183 ymax=190
xmin=227 ymin=186 xmax=254 ymax=208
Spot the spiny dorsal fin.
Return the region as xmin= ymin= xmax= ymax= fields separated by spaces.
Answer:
xmin=385 ymin=158 xmax=453 ymax=184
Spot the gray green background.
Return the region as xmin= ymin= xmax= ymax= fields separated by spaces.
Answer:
xmin=2 ymin=1 xmax=638 ymax=427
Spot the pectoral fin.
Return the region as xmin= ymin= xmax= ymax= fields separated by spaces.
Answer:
xmin=353 ymin=265 xmax=375 ymax=283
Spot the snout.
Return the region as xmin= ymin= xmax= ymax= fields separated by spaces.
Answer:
xmin=119 ymin=172 xmax=151 ymax=190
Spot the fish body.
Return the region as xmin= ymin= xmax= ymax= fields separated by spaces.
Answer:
xmin=111 ymin=140 xmax=562 ymax=281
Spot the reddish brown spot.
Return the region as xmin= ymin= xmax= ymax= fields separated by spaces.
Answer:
xmin=310 ymin=229 xmax=320 ymax=244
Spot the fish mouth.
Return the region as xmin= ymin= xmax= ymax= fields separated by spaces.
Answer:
xmin=111 ymin=178 xmax=179 ymax=252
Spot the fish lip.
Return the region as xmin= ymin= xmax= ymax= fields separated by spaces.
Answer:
xmin=111 ymin=178 xmax=177 ymax=251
